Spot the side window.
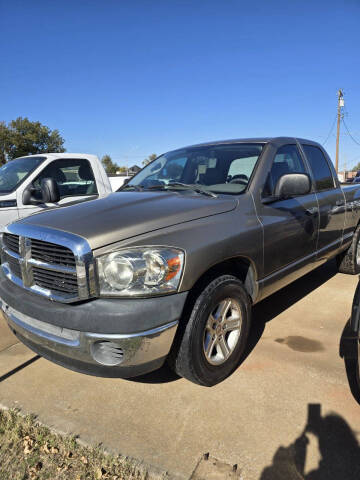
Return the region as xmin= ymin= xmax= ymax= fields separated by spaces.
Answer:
xmin=302 ymin=145 xmax=335 ymax=191
xmin=263 ymin=145 xmax=306 ymax=196
xmin=33 ymin=159 xmax=98 ymax=199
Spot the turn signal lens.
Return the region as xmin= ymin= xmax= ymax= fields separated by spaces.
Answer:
xmin=165 ymin=256 xmax=182 ymax=282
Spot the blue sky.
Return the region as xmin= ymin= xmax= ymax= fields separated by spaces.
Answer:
xmin=1 ymin=0 xmax=360 ymax=169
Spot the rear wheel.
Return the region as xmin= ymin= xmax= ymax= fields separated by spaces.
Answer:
xmin=169 ymin=275 xmax=251 ymax=386
xmin=356 ymin=331 xmax=360 ymax=392
xmin=337 ymin=224 xmax=360 ymax=275
xmin=345 ymin=329 xmax=360 ymax=404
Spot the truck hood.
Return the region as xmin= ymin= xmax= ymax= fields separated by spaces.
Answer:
xmin=17 ymin=191 xmax=237 ymax=250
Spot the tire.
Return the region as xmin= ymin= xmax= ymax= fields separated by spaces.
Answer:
xmin=355 ymin=330 xmax=360 ymax=396
xmin=169 ymin=275 xmax=251 ymax=386
xmin=356 ymin=343 xmax=360 ymax=394
xmin=337 ymin=224 xmax=360 ymax=275
xmin=344 ymin=332 xmax=360 ymax=404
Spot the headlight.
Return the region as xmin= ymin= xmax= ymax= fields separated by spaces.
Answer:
xmin=96 ymin=247 xmax=184 ymax=297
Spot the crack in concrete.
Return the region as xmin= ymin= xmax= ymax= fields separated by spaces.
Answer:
xmin=0 ymin=340 xmax=21 ymax=354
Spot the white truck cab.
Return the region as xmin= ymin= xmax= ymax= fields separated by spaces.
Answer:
xmin=0 ymin=153 xmax=112 ymax=230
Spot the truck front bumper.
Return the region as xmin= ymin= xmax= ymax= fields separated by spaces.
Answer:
xmin=0 ymin=272 xmax=188 ymax=378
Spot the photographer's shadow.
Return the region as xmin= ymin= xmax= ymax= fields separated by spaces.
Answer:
xmin=260 ymin=403 xmax=360 ymax=480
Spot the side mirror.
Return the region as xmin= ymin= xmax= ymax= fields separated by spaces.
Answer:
xmin=262 ymin=173 xmax=311 ymax=204
xmin=275 ymin=173 xmax=311 ymax=198
xmin=123 ymin=177 xmax=130 ymax=185
xmin=41 ymin=178 xmax=60 ymax=203
xmin=23 ymin=178 xmax=60 ymax=205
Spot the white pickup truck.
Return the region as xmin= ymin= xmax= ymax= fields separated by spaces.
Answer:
xmin=0 ymin=153 xmax=128 ymax=229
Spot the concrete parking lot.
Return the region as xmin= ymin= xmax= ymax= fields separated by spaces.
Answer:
xmin=0 ymin=260 xmax=360 ymax=480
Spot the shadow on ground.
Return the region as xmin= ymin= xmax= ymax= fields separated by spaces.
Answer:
xmin=0 ymin=355 xmax=40 ymax=383
xmin=260 ymin=403 xmax=360 ymax=480
xmin=130 ymin=362 xmax=180 ymax=384
xmin=130 ymin=261 xmax=338 ymax=385
xmin=246 ymin=260 xmax=337 ymax=362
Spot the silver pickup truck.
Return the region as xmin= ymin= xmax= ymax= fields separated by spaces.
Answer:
xmin=1 ymin=137 xmax=360 ymax=386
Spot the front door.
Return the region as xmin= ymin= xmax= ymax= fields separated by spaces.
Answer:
xmin=258 ymin=144 xmax=319 ymax=276
xmin=0 ymin=201 xmax=19 ymax=230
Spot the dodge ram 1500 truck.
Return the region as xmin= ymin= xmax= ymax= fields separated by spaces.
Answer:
xmin=1 ymin=137 xmax=360 ymax=386
xmin=0 ymin=153 xmax=112 ymax=230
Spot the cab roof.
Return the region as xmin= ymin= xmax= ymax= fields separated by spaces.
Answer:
xmin=181 ymin=137 xmax=322 ymax=149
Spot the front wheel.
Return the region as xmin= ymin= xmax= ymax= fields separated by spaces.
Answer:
xmin=170 ymin=275 xmax=251 ymax=386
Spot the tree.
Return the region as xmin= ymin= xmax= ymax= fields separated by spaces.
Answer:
xmin=352 ymin=162 xmax=360 ymax=172
xmin=101 ymin=154 xmax=119 ymax=174
xmin=0 ymin=122 xmax=10 ymax=165
xmin=142 ymin=153 xmax=157 ymax=166
xmin=5 ymin=117 xmax=65 ymax=160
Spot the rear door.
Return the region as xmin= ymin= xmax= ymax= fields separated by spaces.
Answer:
xmin=300 ymin=144 xmax=345 ymax=259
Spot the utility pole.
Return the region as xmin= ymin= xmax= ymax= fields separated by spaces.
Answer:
xmin=335 ymin=89 xmax=344 ymax=174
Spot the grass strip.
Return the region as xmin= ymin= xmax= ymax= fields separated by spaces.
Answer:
xmin=0 ymin=408 xmax=159 ymax=480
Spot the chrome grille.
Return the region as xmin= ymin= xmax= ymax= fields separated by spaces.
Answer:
xmin=3 ymin=251 xmax=22 ymax=279
xmin=3 ymin=233 xmax=20 ymax=254
xmin=31 ymin=239 xmax=76 ymax=267
xmin=1 ymin=225 xmax=95 ymax=303
xmin=32 ymin=267 xmax=78 ymax=295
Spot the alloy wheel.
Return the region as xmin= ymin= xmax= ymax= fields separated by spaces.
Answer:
xmin=203 ymin=298 xmax=242 ymax=366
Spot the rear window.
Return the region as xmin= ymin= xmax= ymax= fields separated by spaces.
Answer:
xmin=302 ymin=145 xmax=335 ymax=191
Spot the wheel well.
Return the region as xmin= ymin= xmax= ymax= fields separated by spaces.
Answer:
xmin=189 ymin=257 xmax=257 ymax=303
xmin=168 ymin=257 xmax=257 ymax=367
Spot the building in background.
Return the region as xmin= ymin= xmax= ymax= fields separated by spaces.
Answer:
xmin=115 ymin=164 xmax=141 ymax=176
xmin=128 ymin=165 xmax=141 ymax=175
xmin=338 ymin=171 xmax=358 ymax=183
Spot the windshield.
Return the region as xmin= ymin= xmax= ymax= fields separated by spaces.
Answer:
xmin=125 ymin=143 xmax=264 ymax=195
xmin=0 ymin=156 xmax=45 ymax=194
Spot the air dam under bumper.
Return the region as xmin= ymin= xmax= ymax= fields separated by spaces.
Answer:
xmin=0 ymin=273 xmax=188 ymax=378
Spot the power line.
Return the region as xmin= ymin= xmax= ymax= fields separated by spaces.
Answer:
xmin=322 ymin=114 xmax=337 ymax=146
xmin=342 ymin=117 xmax=360 ymax=147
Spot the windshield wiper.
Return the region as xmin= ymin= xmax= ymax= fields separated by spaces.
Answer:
xmin=119 ymin=184 xmax=144 ymax=192
xmin=123 ymin=182 xmax=217 ymax=198
xmin=147 ymin=182 xmax=217 ymax=198
xmin=168 ymin=182 xmax=217 ymax=198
